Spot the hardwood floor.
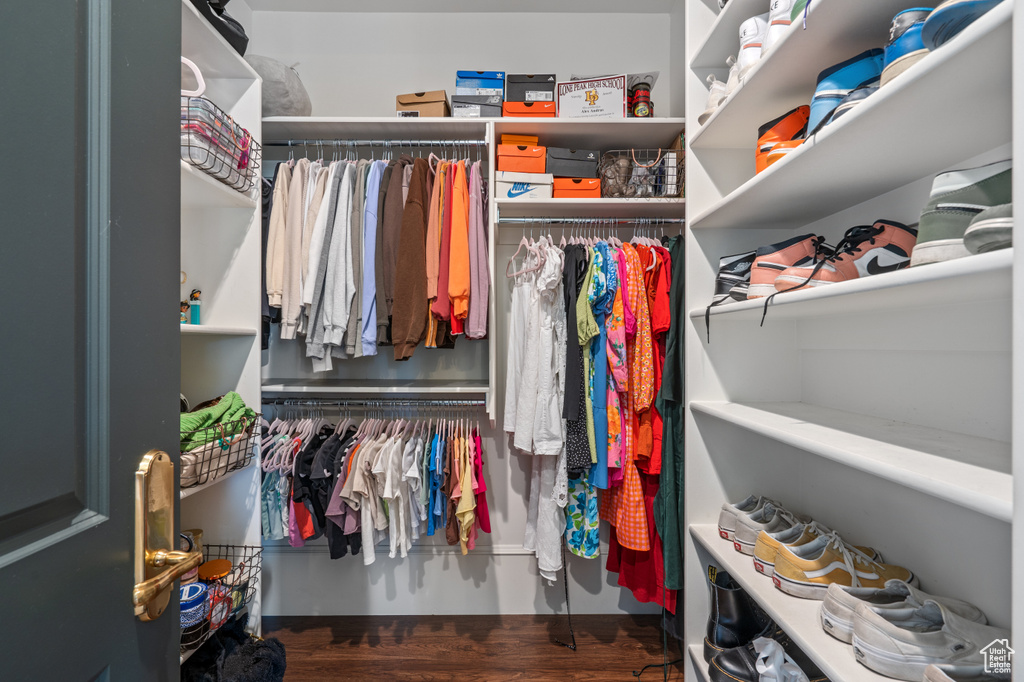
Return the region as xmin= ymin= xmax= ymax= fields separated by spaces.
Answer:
xmin=263 ymin=614 xmax=685 ymax=681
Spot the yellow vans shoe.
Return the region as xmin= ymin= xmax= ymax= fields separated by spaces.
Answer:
xmin=753 ymin=522 xmax=881 ymax=578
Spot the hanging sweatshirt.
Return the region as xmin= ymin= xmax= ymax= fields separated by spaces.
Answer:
xmin=448 ymin=160 xmax=471 ymax=324
xmin=280 ymin=158 xmax=310 ymax=338
xmin=266 ymin=162 xmax=291 ymax=308
xmin=343 ymin=159 xmax=369 ymax=357
xmin=391 ymin=158 xmax=430 ymax=361
xmin=375 ymin=163 xmax=393 ymax=344
xmin=322 ymin=163 xmax=356 ymax=349
xmin=361 ymin=160 xmax=384 ymax=357
xmin=425 ymin=160 xmax=443 ymax=301
xmin=305 ymin=167 xmax=343 ymax=370
xmin=301 ymin=162 xmax=339 ymax=325
xmin=382 ymin=155 xmax=413 ymax=325
xmin=301 ymin=167 xmax=328 ymax=299
xmin=431 ymin=163 xmax=454 ymax=321
xmin=466 ymin=160 xmax=489 ymax=339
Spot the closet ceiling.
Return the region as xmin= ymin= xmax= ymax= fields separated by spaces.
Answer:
xmin=243 ymin=0 xmax=678 ymax=13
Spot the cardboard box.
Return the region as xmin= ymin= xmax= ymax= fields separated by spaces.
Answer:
xmin=495 ymin=171 xmax=553 ymax=200
xmin=506 ymin=74 xmax=556 ymax=102
xmin=553 ymin=178 xmax=601 ymax=198
xmin=556 ymin=74 xmax=627 ymax=118
xmin=501 ymin=134 xmax=539 ymax=146
xmin=502 ymin=101 xmax=556 ymax=118
xmin=546 ymin=147 xmax=599 ymax=178
xmin=395 ymin=90 xmax=450 ymax=117
xmin=455 ymin=70 xmax=505 ymax=96
xmin=497 ymin=144 xmax=547 ymax=173
xmin=451 ymin=94 xmax=503 ymax=118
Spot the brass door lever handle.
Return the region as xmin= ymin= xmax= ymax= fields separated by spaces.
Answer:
xmin=132 ymin=550 xmax=203 ymax=608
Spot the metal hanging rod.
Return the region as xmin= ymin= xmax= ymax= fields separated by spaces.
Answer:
xmin=264 ymin=139 xmax=488 ymax=148
xmin=262 ymin=398 xmax=485 ymax=409
xmin=497 ymin=216 xmax=686 ymax=225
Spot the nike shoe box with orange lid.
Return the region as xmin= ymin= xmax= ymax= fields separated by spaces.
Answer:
xmin=553 ymin=178 xmax=601 ymax=198
xmin=495 ymin=172 xmax=553 ymax=200
xmin=497 ymin=144 xmax=547 ymax=173
xmin=502 ymin=101 xmax=556 ymax=118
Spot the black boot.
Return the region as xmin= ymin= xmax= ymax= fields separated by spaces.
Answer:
xmin=709 ymin=626 xmax=829 ymax=682
xmin=703 ymin=568 xmax=773 ymax=662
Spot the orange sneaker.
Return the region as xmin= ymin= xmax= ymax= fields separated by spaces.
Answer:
xmin=756 ymin=105 xmax=809 ymax=174
xmin=766 ymin=139 xmax=805 ymax=168
xmin=747 ymin=233 xmax=830 ymax=299
xmin=774 ymin=220 xmax=917 ymax=292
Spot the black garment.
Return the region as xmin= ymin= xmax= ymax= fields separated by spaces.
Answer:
xmin=375 ymin=164 xmax=394 ymax=345
xmin=292 ymin=427 xmax=333 ymax=539
xmin=310 ymin=427 xmax=359 ymax=559
xmin=563 ymin=244 xmax=591 ymax=475
xmin=260 ymin=166 xmax=280 ymax=350
xmin=330 ymin=435 xmax=362 ymax=557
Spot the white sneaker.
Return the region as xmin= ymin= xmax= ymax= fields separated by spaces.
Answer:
xmin=852 ymin=600 xmax=1011 ymax=681
xmin=717 ymin=494 xmax=773 ymax=541
xmin=763 ymin=0 xmax=796 ymax=55
xmin=699 ymin=74 xmax=728 ymax=125
xmin=733 ymin=503 xmax=801 ymax=555
xmin=820 ymin=580 xmax=987 ymax=644
xmin=738 ymin=13 xmax=770 ymax=79
xmin=724 ymin=55 xmax=741 ymax=97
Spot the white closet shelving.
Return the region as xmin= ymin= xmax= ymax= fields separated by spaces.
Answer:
xmin=685 ymin=0 xmax=1018 ymax=680
xmin=179 ymin=0 xmax=264 ymax=660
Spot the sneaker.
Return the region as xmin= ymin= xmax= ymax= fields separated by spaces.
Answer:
xmin=747 ymin=233 xmax=829 ymax=299
xmin=815 ymin=84 xmax=879 ymax=133
xmin=772 ymin=531 xmax=918 ymax=599
xmin=922 ymin=0 xmax=1005 ymax=50
xmin=852 ymin=600 xmax=1011 ymax=680
xmin=882 ymin=9 xmax=933 ymax=86
xmin=924 ymin=663 xmax=1012 ymax=681
xmin=754 ymin=521 xmax=881 ymax=578
xmin=718 ymin=494 xmax=773 ymax=541
xmin=724 ymin=55 xmax=741 ymax=97
xmin=756 ymin=105 xmax=809 ymax=174
xmin=737 ymin=13 xmax=770 ymax=79
xmin=733 ymin=503 xmax=803 ymax=555
xmin=821 ymin=579 xmax=987 ymax=644
xmin=699 ymin=74 xmax=729 ymax=126
xmin=762 ymin=0 xmax=796 ymax=55
xmin=773 ymin=220 xmax=917 ymax=292
xmin=808 ymin=48 xmax=884 ymax=137
xmin=764 ymin=139 xmax=805 ymax=169
xmin=964 ymin=203 xmax=1013 ymax=254
xmin=911 ymin=159 xmax=1012 ymax=266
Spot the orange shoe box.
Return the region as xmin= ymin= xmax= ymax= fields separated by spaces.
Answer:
xmin=497 ymin=144 xmax=547 ymax=173
xmin=553 ymin=178 xmax=601 ymax=198
xmin=501 ymin=134 xmax=539 ymax=146
xmin=502 ymin=101 xmax=556 ymax=118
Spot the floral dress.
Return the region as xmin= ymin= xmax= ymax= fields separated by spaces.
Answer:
xmin=566 ymin=476 xmax=600 ymax=559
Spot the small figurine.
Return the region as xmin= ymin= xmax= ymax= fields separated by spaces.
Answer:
xmin=180 ymin=300 xmax=191 ymax=324
xmin=189 ymin=289 xmax=202 ymax=325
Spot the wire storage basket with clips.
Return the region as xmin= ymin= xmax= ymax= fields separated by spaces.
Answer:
xmin=180 ymin=57 xmax=261 ymax=193
xmin=598 ymin=148 xmax=685 ymax=198
xmin=179 ymin=417 xmax=257 ymax=489
xmin=179 ymin=544 xmax=263 ymax=658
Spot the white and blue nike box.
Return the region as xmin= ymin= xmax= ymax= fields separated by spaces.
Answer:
xmin=456 ymin=70 xmax=505 ymax=96
xmin=495 ymin=171 xmax=553 ymax=200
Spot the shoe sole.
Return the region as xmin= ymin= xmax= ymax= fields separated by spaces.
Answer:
xmin=910 ymin=238 xmax=973 ymax=266
xmin=718 ymin=525 xmax=736 ymax=541
xmin=881 ymin=49 xmax=929 ymax=86
xmin=819 ymin=604 xmax=854 ymax=643
xmin=772 ymin=276 xmax=832 ymax=292
xmin=703 ymin=636 xmax=727 ymax=663
xmin=771 ymin=571 xmax=830 ymax=599
xmin=852 ymin=633 xmax=954 ymax=679
xmin=964 ymin=216 xmax=1013 ymax=254
xmin=733 ymin=537 xmax=757 ymax=555
xmin=752 ymin=555 xmax=775 ymax=576
xmin=746 ymin=282 xmax=781 ymax=299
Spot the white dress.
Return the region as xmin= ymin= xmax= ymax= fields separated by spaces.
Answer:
xmin=503 ymin=249 xmax=538 ymax=435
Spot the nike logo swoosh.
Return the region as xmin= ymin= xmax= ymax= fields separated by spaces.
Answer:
xmin=866 ymin=257 xmax=906 ymax=275
xmin=507 ymin=187 xmax=534 ymax=198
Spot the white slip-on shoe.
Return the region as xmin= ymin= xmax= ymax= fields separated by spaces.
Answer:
xmin=733 ymin=503 xmax=803 ymax=555
xmin=717 ymin=494 xmax=772 ymax=542
xmin=852 ymin=600 xmax=1011 ymax=681
xmin=737 ymin=13 xmax=770 ymax=79
xmin=821 ymin=579 xmax=987 ymax=644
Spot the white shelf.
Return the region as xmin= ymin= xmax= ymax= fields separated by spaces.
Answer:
xmin=247 ymin=0 xmax=677 ymax=12
xmin=263 ymin=116 xmax=490 ymax=142
xmin=690 ymin=0 xmax=779 ymax=70
xmin=690 ymin=0 xmax=1012 ymax=230
xmin=180 ymin=161 xmax=259 ymax=210
xmin=180 ymin=462 xmax=254 ymax=501
xmin=688 ymin=644 xmax=710 ymax=682
xmin=181 ymin=0 xmax=260 ymax=81
xmin=180 ymin=324 xmax=259 ymax=337
xmin=689 ymin=401 xmax=1012 ymax=522
xmin=690 ymin=249 xmax=1013 ymax=323
xmin=493 ymin=117 xmax=685 ymax=149
xmin=691 ymin=524 xmax=888 ymax=682
xmin=496 ymin=197 xmax=685 ymax=219
xmin=261 ymin=379 xmax=490 ymax=395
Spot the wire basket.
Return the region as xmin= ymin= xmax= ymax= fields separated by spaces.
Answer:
xmin=180 ymin=544 xmax=262 ymax=656
xmin=181 ymin=95 xmax=261 ymax=193
xmin=180 ymin=417 xmax=257 ymax=489
xmin=599 ymin=148 xmax=684 ymax=198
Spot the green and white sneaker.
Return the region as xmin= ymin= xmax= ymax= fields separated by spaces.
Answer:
xmin=911 ymin=159 xmax=1012 ymax=266
xmin=964 ymin=203 xmax=1013 ymax=254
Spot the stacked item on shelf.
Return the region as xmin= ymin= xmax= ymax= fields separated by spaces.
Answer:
xmin=264 ymin=143 xmax=491 ymax=367
xmin=504 ymin=73 xmax=556 ymax=118
xmin=496 ymin=135 xmax=553 ymax=199
xmin=179 ymin=391 xmax=259 ymax=489
xmin=259 ymin=403 xmax=491 ymax=564
xmin=599 ymin=145 xmax=684 ymax=198
xmin=180 ymin=57 xmax=261 ymax=193
xmin=395 ymin=90 xmax=451 ymax=118
xmin=453 ymin=70 xmax=505 ymax=118
xmin=715 ymin=494 xmax=1013 ymax=681
xmin=503 ymin=223 xmax=685 ymax=611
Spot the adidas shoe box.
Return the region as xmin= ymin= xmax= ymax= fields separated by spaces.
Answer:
xmin=455 ymin=70 xmax=505 ymax=96
xmin=495 ymin=171 xmax=553 ymax=200
xmin=546 ymin=147 xmax=600 ymax=178
xmin=505 ymin=74 xmax=556 ymax=102
xmin=452 ymin=94 xmax=503 ymax=118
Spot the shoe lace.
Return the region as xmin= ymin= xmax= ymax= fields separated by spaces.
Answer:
xmin=758 ymin=234 xmax=837 ymax=326
xmin=825 ymin=531 xmax=879 ymax=588
xmin=802 ymin=0 xmax=812 ymax=29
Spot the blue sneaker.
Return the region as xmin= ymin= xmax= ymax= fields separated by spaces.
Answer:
xmin=922 ymin=0 xmax=1003 ymax=49
xmin=882 ymin=8 xmax=933 ymax=86
xmin=807 ymin=48 xmax=884 ymax=136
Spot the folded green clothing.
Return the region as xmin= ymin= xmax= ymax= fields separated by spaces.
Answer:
xmin=180 ymin=391 xmax=256 ymax=451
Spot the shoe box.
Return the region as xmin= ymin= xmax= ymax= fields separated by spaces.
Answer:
xmin=395 ymin=90 xmax=451 ymax=118
xmin=497 ymin=144 xmax=547 ymax=173
xmin=495 ymin=171 xmax=553 ymax=200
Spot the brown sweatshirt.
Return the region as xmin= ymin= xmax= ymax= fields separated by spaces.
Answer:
xmin=391 ymin=157 xmax=430 ymax=361
xmin=382 ymin=154 xmax=413 ymax=321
